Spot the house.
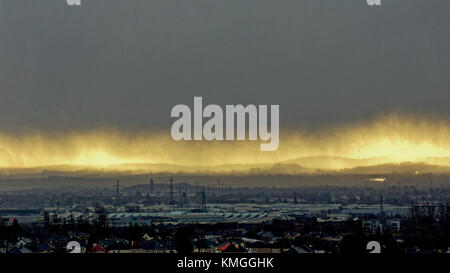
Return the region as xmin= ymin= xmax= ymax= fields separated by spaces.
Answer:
xmin=33 ymin=242 xmax=53 ymax=253
xmin=385 ymin=219 xmax=401 ymax=232
xmin=283 ymin=231 xmax=300 ymax=240
xmin=90 ymin=244 xmax=106 ymax=253
xmin=258 ymin=231 xmax=275 ymax=241
xmin=294 ymin=246 xmax=312 ymax=253
xmin=193 ymin=239 xmax=214 ymax=253
xmin=221 ymin=244 xmax=248 ymax=253
xmin=7 ymin=247 xmax=32 ymax=254
xmin=245 ymin=241 xmax=271 ymax=253
xmin=142 ymin=233 xmax=152 ymax=241
xmin=107 ymin=239 xmax=132 ymax=253
xmin=132 ymin=238 xmax=174 ymax=253
xmin=362 ymin=219 xmax=381 ymax=233
xmin=362 ymin=218 xmax=401 ymax=233
xmin=16 ymin=238 xmax=32 ymax=248
xmin=216 ymin=242 xmax=231 ymax=252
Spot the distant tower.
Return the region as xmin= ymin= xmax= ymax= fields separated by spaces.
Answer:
xmin=201 ymin=186 xmax=206 ymax=211
xmin=217 ymin=179 xmax=224 ymax=194
xmin=178 ymin=183 xmax=182 ymax=207
xmin=380 ymin=193 xmax=384 ymax=214
xmin=150 ymin=178 xmax=154 ymax=194
xmin=293 ymin=192 xmax=298 ymax=204
xmin=169 ymin=177 xmax=175 ymax=209
xmin=114 ymin=179 xmax=121 ymax=206
xmin=115 ymin=179 xmax=120 ymax=198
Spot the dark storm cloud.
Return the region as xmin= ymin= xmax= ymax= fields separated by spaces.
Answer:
xmin=0 ymin=0 xmax=449 ymax=133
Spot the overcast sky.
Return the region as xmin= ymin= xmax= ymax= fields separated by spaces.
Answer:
xmin=0 ymin=0 xmax=449 ymax=134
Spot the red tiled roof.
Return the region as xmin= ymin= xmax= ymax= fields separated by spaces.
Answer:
xmin=217 ymin=242 xmax=230 ymax=251
xmin=90 ymin=244 xmax=106 ymax=252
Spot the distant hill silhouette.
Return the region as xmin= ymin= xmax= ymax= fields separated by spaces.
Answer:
xmin=1 ymin=156 xmax=450 ymax=178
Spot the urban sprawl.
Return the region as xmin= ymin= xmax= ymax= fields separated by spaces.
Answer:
xmin=1 ymin=177 xmax=449 ymax=254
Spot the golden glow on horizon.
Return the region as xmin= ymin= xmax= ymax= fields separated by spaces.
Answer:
xmin=69 ymin=149 xmax=150 ymax=167
xmin=368 ymin=178 xmax=387 ymax=183
xmin=1 ymin=113 xmax=450 ymax=172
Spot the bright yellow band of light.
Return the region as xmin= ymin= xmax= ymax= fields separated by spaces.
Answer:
xmin=1 ymin=113 xmax=450 ymax=171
